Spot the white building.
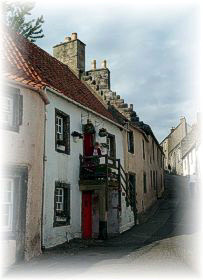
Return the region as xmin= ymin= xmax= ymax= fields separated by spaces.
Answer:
xmin=182 ymin=124 xmax=199 ymax=177
xmin=43 ymin=87 xmax=134 ymax=247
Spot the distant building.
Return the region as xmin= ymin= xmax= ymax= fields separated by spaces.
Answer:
xmin=182 ymin=113 xmax=201 ymax=177
xmin=160 ymin=117 xmax=191 ymax=175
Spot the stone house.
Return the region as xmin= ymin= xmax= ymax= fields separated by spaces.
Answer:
xmin=160 ymin=117 xmax=191 ymax=175
xmin=53 ymin=33 xmax=164 ymax=227
xmin=1 ymin=30 xmax=49 ymax=265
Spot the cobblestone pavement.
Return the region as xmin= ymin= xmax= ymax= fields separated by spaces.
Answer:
xmin=3 ymin=175 xmax=202 ymax=279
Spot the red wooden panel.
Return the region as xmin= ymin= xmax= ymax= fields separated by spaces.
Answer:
xmin=83 ymin=133 xmax=94 ymax=156
xmin=82 ymin=192 xmax=92 ymax=239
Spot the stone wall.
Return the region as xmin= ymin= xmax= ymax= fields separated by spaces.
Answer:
xmin=168 ymin=118 xmax=187 ymax=152
xmin=161 ymin=117 xmax=191 ymax=175
xmin=53 ymin=33 xmax=85 ymax=76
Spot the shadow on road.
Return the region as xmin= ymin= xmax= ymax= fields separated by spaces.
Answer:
xmin=4 ymin=174 xmax=201 ymax=278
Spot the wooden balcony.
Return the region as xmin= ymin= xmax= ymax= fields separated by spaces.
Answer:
xmin=79 ymin=155 xmax=120 ymax=191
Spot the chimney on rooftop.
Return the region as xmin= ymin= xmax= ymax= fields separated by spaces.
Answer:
xmin=91 ymin=60 xmax=96 ymax=70
xmin=64 ymin=36 xmax=71 ymax=42
xmin=71 ymin=32 xmax=78 ymax=40
xmin=170 ymin=127 xmax=175 ymax=133
xmin=53 ymin=32 xmax=86 ymax=77
xmin=101 ymin=60 xmax=107 ymax=68
xmin=180 ymin=116 xmax=186 ymax=124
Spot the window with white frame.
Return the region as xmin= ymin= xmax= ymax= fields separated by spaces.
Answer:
xmin=55 ymin=187 xmax=64 ymax=211
xmin=0 ymin=178 xmax=14 ymax=231
xmin=54 ymin=182 xmax=70 ymax=227
xmin=56 ymin=116 xmax=64 ymax=141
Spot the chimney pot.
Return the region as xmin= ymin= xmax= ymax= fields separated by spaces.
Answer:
xmin=101 ymin=60 xmax=107 ymax=68
xmin=130 ymin=104 xmax=133 ymax=110
xmin=91 ymin=60 xmax=96 ymax=70
xmin=71 ymin=32 xmax=77 ymax=40
xmin=64 ymin=36 xmax=71 ymax=42
xmin=180 ymin=116 xmax=185 ymax=124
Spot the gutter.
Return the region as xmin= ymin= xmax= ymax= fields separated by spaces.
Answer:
xmin=45 ymin=86 xmax=128 ymax=131
xmin=41 ymin=87 xmax=48 ymax=251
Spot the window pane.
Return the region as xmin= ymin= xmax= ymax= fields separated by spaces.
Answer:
xmin=56 ymin=116 xmax=63 ymax=134
xmin=55 ymin=188 xmax=64 ymax=211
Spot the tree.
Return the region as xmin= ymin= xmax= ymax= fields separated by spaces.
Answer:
xmin=2 ymin=1 xmax=45 ymax=43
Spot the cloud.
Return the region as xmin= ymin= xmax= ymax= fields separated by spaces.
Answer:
xmin=32 ymin=0 xmax=200 ymax=142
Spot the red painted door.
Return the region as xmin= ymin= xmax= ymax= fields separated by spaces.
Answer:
xmin=84 ymin=133 xmax=94 ymax=156
xmin=82 ymin=191 xmax=92 ymax=239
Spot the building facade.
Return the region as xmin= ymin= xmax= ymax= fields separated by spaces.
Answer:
xmin=182 ymin=121 xmax=200 ymax=177
xmin=1 ymin=80 xmax=48 ymax=265
xmin=53 ymin=33 xmax=164 ymax=228
xmin=160 ymin=117 xmax=191 ymax=175
xmin=43 ymin=87 xmax=133 ymax=247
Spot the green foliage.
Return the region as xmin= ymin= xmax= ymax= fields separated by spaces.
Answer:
xmin=2 ymin=1 xmax=45 ymax=43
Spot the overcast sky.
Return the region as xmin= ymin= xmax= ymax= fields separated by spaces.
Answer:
xmin=32 ymin=0 xmax=201 ymax=142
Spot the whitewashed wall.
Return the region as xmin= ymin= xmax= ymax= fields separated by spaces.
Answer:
xmin=2 ymin=84 xmax=45 ymax=262
xmin=183 ymin=148 xmax=196 ymax=176
xmin=43 ymin=90 xmax=126 ymax=248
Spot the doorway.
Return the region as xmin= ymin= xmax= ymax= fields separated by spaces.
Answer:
xmin=82 ymin=191 xmax=92 ymax=239
xmin=129 ymin=173 xmax=136 ymax=222
xmin=83 ymin=132 xmax=95 ymax=157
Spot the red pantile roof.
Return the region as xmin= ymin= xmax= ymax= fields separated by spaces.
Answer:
xmin=2 ymin=28 xmax=116 ymax=122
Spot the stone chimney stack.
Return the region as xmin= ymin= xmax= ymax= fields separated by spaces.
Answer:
xmin=53 ymin=32 xmax=86 ymax=77
xmin=91 ymin=60 xmax=96 ymax=70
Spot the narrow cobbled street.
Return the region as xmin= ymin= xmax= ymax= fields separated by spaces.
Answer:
xmin=5 ymin=175 xmax=201 ymax=279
